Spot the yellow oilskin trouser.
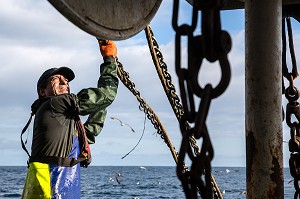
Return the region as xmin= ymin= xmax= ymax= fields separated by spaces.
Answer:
xmin=22 ymin=162 xmax=51 ymax=199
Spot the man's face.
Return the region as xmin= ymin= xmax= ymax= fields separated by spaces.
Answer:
xmin=40 ymin=74 xmax=69 ymax=97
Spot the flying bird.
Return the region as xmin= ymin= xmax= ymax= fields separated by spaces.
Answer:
xmin=108 ymin=173 xmax=123 ymax=184
xmin=115 ymin=172 xmax=122 ymax=184
xmin=111 ymin=117 xmax=135 ymax=132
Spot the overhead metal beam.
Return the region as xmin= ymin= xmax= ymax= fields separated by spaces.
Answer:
xmin=186 ymin=0 xmax=300 ymax=10
xmin=185 ymin=0 xmax=245 ymax=10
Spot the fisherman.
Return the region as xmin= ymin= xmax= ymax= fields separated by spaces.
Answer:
xmin=21 ymin=39 xmax=118 ymax=199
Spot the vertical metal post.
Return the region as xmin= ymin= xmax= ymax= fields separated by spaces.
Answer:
xmin=245 ymin=0 xmax=284 ymax=198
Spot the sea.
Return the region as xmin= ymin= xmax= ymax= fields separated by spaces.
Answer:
xmin=0 ymin=166 xmax=295 ymax=199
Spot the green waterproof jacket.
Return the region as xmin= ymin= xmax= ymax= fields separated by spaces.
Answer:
xmin=29 ymin=58 xmax=118 ymax=164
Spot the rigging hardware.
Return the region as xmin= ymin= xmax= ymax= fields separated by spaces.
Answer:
xmin=145 ymin=24 xmax=223 ymax=199
xmin=172 ymin=0 xmax=231 ymax=198
xmin=282 ymin=16 xmax=300 ymax=198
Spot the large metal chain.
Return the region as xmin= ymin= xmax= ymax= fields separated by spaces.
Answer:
xmin=172 ymin=1 xmax=231 ymax=198
xmin=116 ymin=60 xmax=180 ymax=165
xmin=282 ymin=16 xmax=300 ymax=198
xmin=144 ymin=25 xmax=184 ymax=122
xmin=144 ymin=25 xmax=222 ymax=199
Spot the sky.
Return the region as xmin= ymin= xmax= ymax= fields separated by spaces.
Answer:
xmin=0 ymin=0 xmax=299 ymax=167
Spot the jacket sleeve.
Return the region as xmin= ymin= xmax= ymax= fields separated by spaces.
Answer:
xmin=76 ymin=58 xmax=119 ymax=144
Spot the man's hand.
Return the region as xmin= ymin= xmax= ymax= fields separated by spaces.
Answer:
xmin=98 ymin=39 xmax=117 ymax=58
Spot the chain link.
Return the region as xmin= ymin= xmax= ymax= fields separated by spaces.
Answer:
xmin=144 ymin=25 xmax=184 ymax=121
xmin=172 ymin=0 xmax=231 ymax=198
xmin=116 ymin=60 xmax=180 ymax=165
xmin=282 ymin=16 xmax=300 ymax=198
xmin=144 ymin=24 xmax=223 ymax=199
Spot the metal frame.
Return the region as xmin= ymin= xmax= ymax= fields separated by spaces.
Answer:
xmin=184 ymin=0 xmax=300 ymax=198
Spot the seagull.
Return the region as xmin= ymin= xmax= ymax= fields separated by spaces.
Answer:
xmin=111 ymin=117 xmax=135 ymax=132
xmin=115 ymin=172 xmax=121 ymax=184
xmin=239 ymin=191 xmax=247 ymax=195
xmin=109 ymin=177 xmax=114 ymax=183
xmin=109 ymin=172 xmax=123 ymax=184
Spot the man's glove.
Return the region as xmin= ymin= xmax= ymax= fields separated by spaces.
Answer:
xmin=98 ymin=39 xmax=117 ymax=58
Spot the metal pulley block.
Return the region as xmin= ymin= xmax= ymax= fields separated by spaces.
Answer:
xmin=48 ymin=0 xmax=162 ymax=40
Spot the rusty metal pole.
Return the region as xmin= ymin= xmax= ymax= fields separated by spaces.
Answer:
xmin=245 ymin=0 xmax=284 ymax=198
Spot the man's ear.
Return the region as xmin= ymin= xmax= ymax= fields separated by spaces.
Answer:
xmin=38 ymin=88 xmax=46 ymax=97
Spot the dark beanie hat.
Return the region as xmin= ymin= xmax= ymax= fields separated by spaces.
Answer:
xmin=37 ymin=66 xmax=75 ymax=90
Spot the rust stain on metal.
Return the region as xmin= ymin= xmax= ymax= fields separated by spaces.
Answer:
xmin=268 ymin=130 xmax=284 ymax=198
xmin=246 ymin=130 xmax=284 ymax=198
xmin=267 ymin=157 xmax=283 ymax=198
xmin=246 ymin=130 xmax=255 ymax=185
